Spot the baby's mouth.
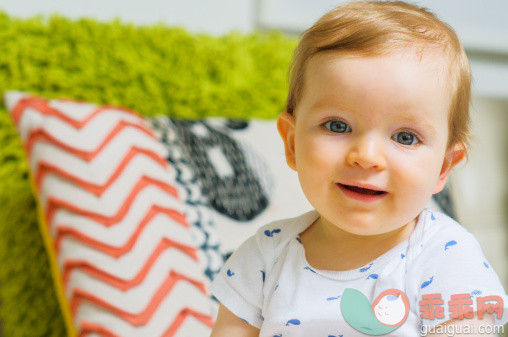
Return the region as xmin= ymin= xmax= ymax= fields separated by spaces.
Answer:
xmin=338 ymin=184 xmax=387 ymax=195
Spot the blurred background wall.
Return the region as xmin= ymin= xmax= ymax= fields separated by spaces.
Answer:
xmin=0 ymin=0 xmax=506 ymax=312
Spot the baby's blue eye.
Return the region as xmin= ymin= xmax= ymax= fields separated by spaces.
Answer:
xmin=324 ymin=120 xmax=351 ymax=133
xmin=392 ymin=131 xmax=419 ymax=146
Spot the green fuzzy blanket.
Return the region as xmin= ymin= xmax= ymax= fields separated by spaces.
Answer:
xmin=0 ymin=13 xmax=296 ymax=336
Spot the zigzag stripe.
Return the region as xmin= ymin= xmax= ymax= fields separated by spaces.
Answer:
xmin=11 ymin=96 xmax=141 ymax=127
xmin=62 ymin=237 xmax=198 ymax=291
xmin=78 ymin=308 xmax=214 ymax=337
xmin=70 ymin=270 xmax=208 ymax=326
xmin=55 ymin=206 xmax=188 ymax=258
xmin=51 ymin=191 xmax=185 ymax=244
xmin=45 ymin=176 xmax=178 ymax=228
xmin=161 ymin=308 xmax=214 ymax=337
xmin=78 ymin=322 xmax=119 ymax=337
xmin=36 ymin=147 xmax=168 ymax=197
xmin=25 ymin=120 xmax=155 ymax=160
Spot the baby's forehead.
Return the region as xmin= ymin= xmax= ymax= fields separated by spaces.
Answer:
xmin=307 ymin=49 xmax=449 ymax=77
xmin=305 ymin=51 xmax=450 ymax=101
xmin=307 ymin=52 xmax=448 ymax=94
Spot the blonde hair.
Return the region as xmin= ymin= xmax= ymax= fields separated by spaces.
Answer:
xmin=286 ymin=0 xmax=471 ymax=150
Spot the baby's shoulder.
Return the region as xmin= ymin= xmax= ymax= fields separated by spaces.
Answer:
xmin=419 ymin=209 xmax=481 ymax=253
xmin=255 ymin=211 xmax=319 ymax=249
xmin=253 ymin=210 xmax=319 ymax=256
xmin=409 ymin=209 xmax=488 ymax=272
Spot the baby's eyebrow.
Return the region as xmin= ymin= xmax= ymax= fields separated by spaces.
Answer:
xmin=309 ymin=98 xmax=351 ymax=113
xmin=309 ymin=105 xmax=354 ymax=121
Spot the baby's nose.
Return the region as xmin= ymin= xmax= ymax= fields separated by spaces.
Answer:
xmin=346 ymin=136 xmax=386 ymax=170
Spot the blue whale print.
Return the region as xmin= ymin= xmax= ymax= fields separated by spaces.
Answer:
xmin=366 ymin=274 xmax=378 ymax=280
xmin=264 ymin=229 xmax=281 ymax=237
xmin=359 ymin=262 xmax=373 ymax=272
xmin=430 ymin=212 xmax=436 ymax=221
xmin=483 ymin=261 xmax=490 ymax=268
xmin=401 ymin=253 xmax=405 ymax=259
xmin=227 ymin=269 xmax=235 ymax=277
xmin=327 ymin=295 xmax=341 ymax=301
xmin=444 ymin=240 xmax=457 ymax=250
xmin=304 ymin=266 xmax=317 ymax=273
xmin=421 ymin=276 xmax=434 ymax=289
xmin=286 ymin=319 xmax=301 ymax=326
xmin=296 ymin=237 xmax=302 ymax=244
xmin=471 ymin=289 xmax=482 ymax=297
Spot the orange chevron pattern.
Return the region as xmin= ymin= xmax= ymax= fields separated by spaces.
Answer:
xmin=79 ymin=322 xmax=121 ymax=337
xmin=70 ymin=271 xmax=207 ymax=325
xmin=11 ymin=96 xmax=140 ymax=127
xmin=45 ymin=176 xmax=179 ymax=228
xmin=79 ymin=308 xmax=214 ymax=337
xmin=62 ymin=238 xmax=198 ymax=290
xmin=36 ymin=147 xmax=168 ymax=196
xmin=25 ymin=120 xmax=154 ymax=159
xmin=7 ymin=92 xmax=215 ymax=336
xmin=160 ymin=308 xmax=215 ymax=337
xmin=54 ymin=206 xmax=188 ymax=257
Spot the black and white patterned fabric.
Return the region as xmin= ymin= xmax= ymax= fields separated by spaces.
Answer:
xmin=149 ymin=116 xmax=456 ymax=281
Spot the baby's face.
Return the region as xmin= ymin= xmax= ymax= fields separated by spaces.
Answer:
xmin=279 ymin=52 xmax=460 ymax=236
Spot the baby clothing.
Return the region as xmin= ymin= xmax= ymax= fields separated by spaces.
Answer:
xmin=210 ymin=208 xmax=508 ymax=336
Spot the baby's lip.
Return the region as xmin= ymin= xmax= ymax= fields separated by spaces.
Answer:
xmin=337 ymin=182 xmax=387 ymax=195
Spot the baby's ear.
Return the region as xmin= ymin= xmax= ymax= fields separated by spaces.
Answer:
xmin=277 ymin=112 xmax=297 ymax=171
xmin=433 ymin=143 xmax=466 ymax=194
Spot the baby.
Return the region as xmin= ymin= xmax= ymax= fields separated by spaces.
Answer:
xmin=210 ymin=1 xmax=508 ymax=336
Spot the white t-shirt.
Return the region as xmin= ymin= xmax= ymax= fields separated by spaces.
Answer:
xmin=210 ymin=208 xmax=508 ymax=336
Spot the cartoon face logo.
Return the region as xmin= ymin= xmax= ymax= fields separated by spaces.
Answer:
xmin=372 ymin=289 xmax=410 ymax=327
xmin=341 ymin=288 xmax=410 ymax=335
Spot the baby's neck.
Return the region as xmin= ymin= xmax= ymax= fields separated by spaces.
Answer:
xmin=299 ymin=217 xmax=417 ymax=271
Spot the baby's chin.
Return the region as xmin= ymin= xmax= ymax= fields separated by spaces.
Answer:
xmin=312 ymin=197 xmax=425 ymax=237
xmin=324 ymin=214 xmax=418 ymax=238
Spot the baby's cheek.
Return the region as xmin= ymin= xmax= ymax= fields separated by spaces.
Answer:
xmin=297 ymin=144 xmax=330 ymax=171
xmin=389 ymin=154 xmax=433 ymax=189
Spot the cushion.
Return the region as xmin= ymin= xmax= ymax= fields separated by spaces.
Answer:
xmin=4 ymin=91 xmax=216 ymax=336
